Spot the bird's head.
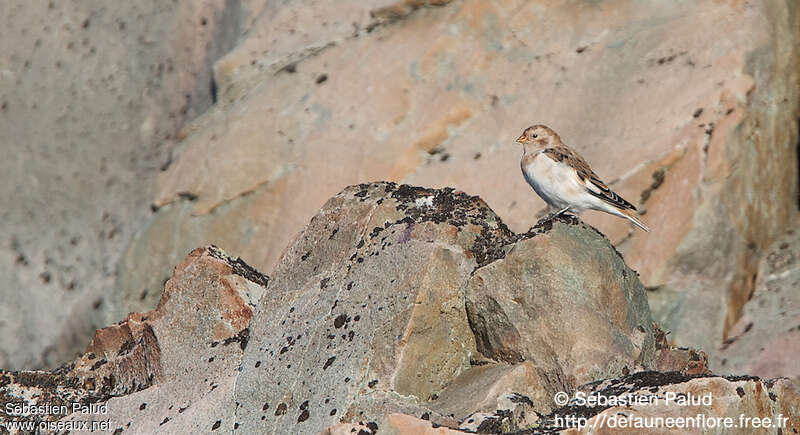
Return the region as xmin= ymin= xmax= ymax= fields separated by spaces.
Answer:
xmin=516 ymin=124 xmax=559 ymax=152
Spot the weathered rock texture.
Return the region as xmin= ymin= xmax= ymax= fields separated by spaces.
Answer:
xmin=1 ymin=183 xmax=797 ymax=434
xmin=115 ymin=0 xmax=800 ymax=364
xmin=713 ymin=222 xmax=800 ymax=386
xmin=0 ymin=246 xmax=267 ymax=432
xmin=0 ymin=1 xmax=241 ymax=369
xmin=232 ymin=183 xmax=655 ymax=433
xmin=552 ymin=372 xmax=800 ymax=434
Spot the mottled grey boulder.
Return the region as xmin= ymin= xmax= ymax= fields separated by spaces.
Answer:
xmin=0 ymin=183 xmax=666 ymax=434
xmin=466 ymin=215 xmax=656 ymax=386
xmin=232 ymin=183 xmax=656 ymax=433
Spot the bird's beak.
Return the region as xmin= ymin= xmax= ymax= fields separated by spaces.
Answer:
xmin=516 ymin=134 xmax=528 ymax=144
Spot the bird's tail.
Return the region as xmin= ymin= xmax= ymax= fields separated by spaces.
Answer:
xmin=619 ymin=208 xmax=650 ymax=232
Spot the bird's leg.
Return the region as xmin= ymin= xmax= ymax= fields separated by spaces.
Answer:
xmin=553 ymin=206 xmax=571 ymax=217
xmin=535 ymin=206 xmax=572 ymax=227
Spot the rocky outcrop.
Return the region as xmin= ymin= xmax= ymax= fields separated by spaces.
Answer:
xmin=358 ymin=372 xmax=800 ymax=434
xmin=2 ymin=183 xmax=795 ymax=434
xmin=113 ymin=0 xmax=800 ymax=366
xmin=232 ymin=183 xmax=654 ymax=433
xmin=0 ymin=246 xmax=266 ymax=432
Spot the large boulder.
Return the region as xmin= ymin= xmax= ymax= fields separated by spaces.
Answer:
xmin=1 ymin=183 xmax=676 ymax=433
xmin=232 ymin=183 xmax=656 ymax=433
xmin=116 ymin=0 xmax=800 ymax=365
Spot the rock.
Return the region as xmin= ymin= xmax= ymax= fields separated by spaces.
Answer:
xmin=652 ymin=323 xmax=712 ymax=376
xmin=546 ymin=372 xmax=800 ymax=434
xmin=0 ymin=1 xmax=242 ymax=370
xmin=232 ymin=182 xmax=508 ymax=432
xmin=119 ymin=0 xmax=800 ymax=364
xmin=231 ymin=183 xmax=655 ymax=433
xmin=466 ymin=215 xmax=656 ymax=386
xmin=0 ymin=246 xmax=267 ymax=431
xmin=5 ymin=183 xmax=799 ymax=434
xmin=713 ymin=223 xmax=800 ymax=386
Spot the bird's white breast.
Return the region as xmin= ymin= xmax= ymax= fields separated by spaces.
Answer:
xmin=521 ymin=153 xmax=594 ymax=212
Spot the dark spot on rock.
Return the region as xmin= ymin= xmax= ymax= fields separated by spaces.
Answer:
xmin=139 ymin=403 xmax=147 ymax=410
xmin=222 ymin=328 xmax=250 ymax=351
xmin=576 ymin=45 xmax=587 ymax=53
xmin=301 ymin=251 xmax=311 ymax=261
xmin=367 ymin=422 xmax=379 ymax=432
xmin=263 ymin=402 xmax=270 ymax=411
xmin=211 ymin=420 xmax=221 ymax=430
xmin=281 ymin=63 xmax=297 ymax=74
xmin=693 ymin=108 xmax=703 ymax=118
xmin=298 ymin=409 xmax=310 ymax=422
xmin=255 ymin=361 xmax=261 ymax=368
xmin=275 ymin=403 xmax=287 ymax=416
xmin=201 ymin=17 xmax=207 ymax=26
xmin=179 ymin=406 xmax=187 ymax=413
xmin=208 ymin=247 xmax=270 ymax=288
xmin=368 ymin=379 xmax=378 ymax=388
xmin=178 ymin=191 xmax=198 ymax=201
xmin=344 ymin=377 xmax=350 ymax=383
xmin=323 ymin=356 xmax=336 ymax=369
xmin=736 ymin=387 xmax=745 ymax=397
xmin=334 ymin=314 xmax=348 ymax=328
xmin=160 ymin=417 xmax=169 ymax=426
xmin=421 ymin=412 xmax=430 ymax=420
xmin=316 ymin=74 xmax=328 ymax=84
xmin=330 ymin=409 xmax=337 ymax=416
xmin=509 ymin=393 xmax=534 ymax=408
xmin=82 ymin=18 xmax=90 ymax=29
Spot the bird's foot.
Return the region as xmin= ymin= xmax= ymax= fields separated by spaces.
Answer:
xmin=533 ymin=208 xmax=580 ymax=230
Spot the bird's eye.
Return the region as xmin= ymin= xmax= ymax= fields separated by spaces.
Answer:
xmin=532 ymin=133 xmax=538 ymax=138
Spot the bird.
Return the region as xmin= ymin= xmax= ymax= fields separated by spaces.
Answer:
xmin=516 ymin=125 xmax=649 ymax=232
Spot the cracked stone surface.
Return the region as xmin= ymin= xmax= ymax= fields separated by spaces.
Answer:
xmin=115 ymin=0 xmax=800 ymax=362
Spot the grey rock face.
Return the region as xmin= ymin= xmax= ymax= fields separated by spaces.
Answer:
xmin=466 ymin=216 xmax=656 ymax=386
xmin=0 ymin=0 xmax=242 ymax=370
xmin=1 ymin=183 xmax=709 ymax=434
xmin=233 ymin=183 xmax=655 ymax=433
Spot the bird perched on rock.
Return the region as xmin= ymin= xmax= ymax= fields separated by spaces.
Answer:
xmin=516 ymin=125 xmax=649 ymax=232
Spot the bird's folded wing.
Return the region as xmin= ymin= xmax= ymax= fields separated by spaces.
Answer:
xmin=542 ymin=147 xmax=636 ymax=211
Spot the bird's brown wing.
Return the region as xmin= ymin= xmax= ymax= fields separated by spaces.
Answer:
xmin=542 ymin=146 xmax=636 ymax=211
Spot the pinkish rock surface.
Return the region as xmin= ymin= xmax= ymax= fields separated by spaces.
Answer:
xmin=713 ymin=222 xmax=800 ymax=386
xmin=116 ymin=0 xmax=800 ymax=364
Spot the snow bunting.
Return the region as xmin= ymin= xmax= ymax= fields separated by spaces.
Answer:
xmin=516 ymin=125 xmax=649 ymax=232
